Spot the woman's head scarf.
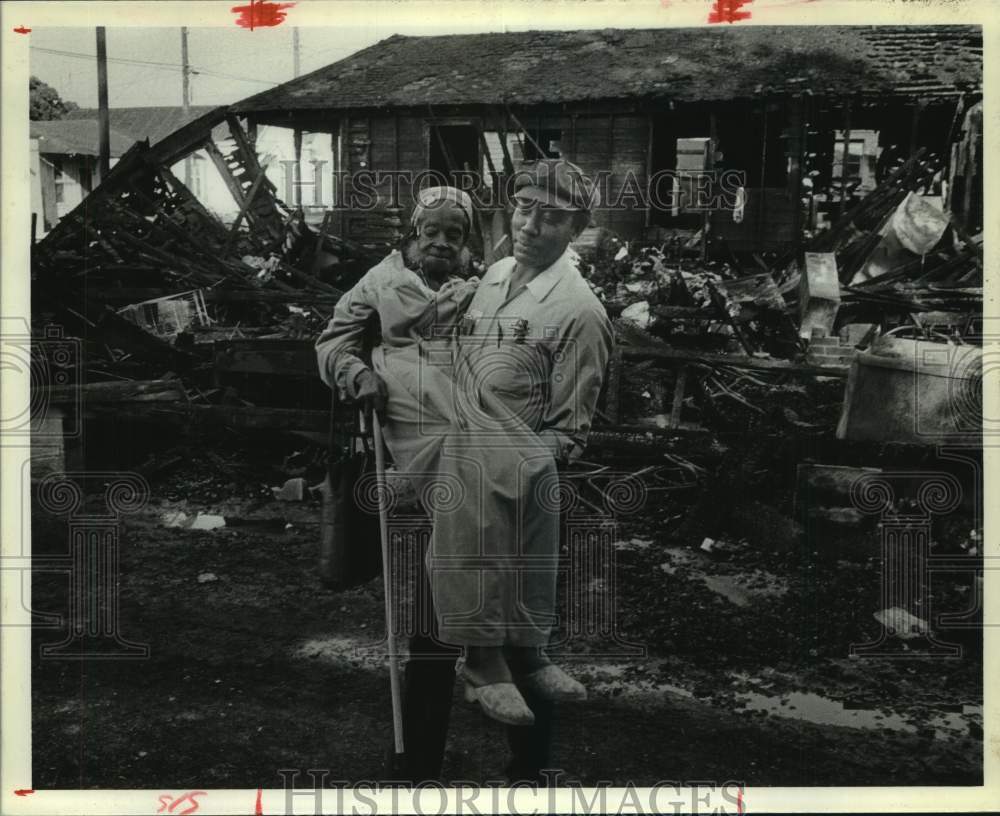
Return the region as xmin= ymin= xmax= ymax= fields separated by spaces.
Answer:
xmin=410 ymin=186 xmax=475 ymax=235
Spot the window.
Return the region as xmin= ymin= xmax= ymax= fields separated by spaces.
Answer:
xmin=53 ymin=159 xmax=64 ymax=204
xmin=477 ymin=129 xmax=563 ymax=193
xmin=673 ymin=136 xmax=711 ymax=216
xmin=833 ymin=130 xmax=879 ymax=193
xmin=833 ymin=138 xmax=864 ymax=180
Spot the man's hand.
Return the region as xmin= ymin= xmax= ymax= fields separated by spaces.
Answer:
xmin=354 ymin=369 xmax=389 ymax=422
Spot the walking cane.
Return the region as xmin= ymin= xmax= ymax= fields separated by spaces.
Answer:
xmin=371 ymin=412 xmax=405 ymax=767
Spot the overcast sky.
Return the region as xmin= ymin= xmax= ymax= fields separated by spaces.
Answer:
xmin=31 ymin=26 xmax=396 ymax=110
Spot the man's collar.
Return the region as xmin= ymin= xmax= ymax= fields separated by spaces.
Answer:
xmin=486 ymin=248 xmax=577 ymax=302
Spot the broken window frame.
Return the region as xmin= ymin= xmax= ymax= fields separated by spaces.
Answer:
xmin=832 ymin=129 xmax=879 ymax=194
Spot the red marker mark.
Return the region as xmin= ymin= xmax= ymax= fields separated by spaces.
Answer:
xmin=232 ymin=0 xmax=295 ymax=29
xmin=13 ymin=25 xmax=31 ymax=34
xmin=737 ymin=786 xmax=744 ymax=815
xmin=255 ymin=786 xmax=263 ymax=815
xmin=708 ymin=0 xmax=753 ymax=23
xmin=14 ymin=789 xmax=35 ymax=796
xmin=156 ymin=792 xmax=207 ymax=815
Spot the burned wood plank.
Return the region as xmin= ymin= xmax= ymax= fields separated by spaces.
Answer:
xmin=41 ymin=379 xmax=188 ymax=404
xmin=311 ymin=211 xmax=335 ymax=276
xmin=649 ymin=305 xmax=714 ymax=320
xmin=620 ymin=345 xmax=849 ymax=378
xmin=278 ymin=261 xmax=341 ymax=295
xmin=147 ymin=106 xmax=230 ymax=167
xmin=80 ymin=402 xmax=330 ymax=433
xmin=191 ymin=405 xmax=329 ymax=432
xmin=669 ymin=366 xmax=688 ymax=428
xmin=202 ymin=139 xmax=248 ymax=209
xmin=213 ymin=339 xmax=317 ymax=378
xmin=225 ymin=165 xmax=271 ymax=251
xmin=209 ymin=289 xmax=343 ymax=305
xmin=603 ymin=347 xmax=623 ymax=424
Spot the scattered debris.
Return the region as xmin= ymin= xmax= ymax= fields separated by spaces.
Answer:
xmin=192 ymin=514 xmax=227 ymax=531
xmin=799 ymin=253 xmax=841 ymax=340
xmin=874 ymin=607 xmax=930 ymax=640
xmin=273 ymin=477 xmax=309 ymax=502
xmin=162 ymin=511 xmax=227 ymax=530
xmin=837 ymin=330 xmax=982 ymax=444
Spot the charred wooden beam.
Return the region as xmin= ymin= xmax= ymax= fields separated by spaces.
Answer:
xmin=620 ymin=345 xmax=849 ymax=378
xmin=96 ymin=288 xmax=343 ymax=306
xmin=41 ymin=379 xmax=188 ymax=404
xmin=203 ymin=138 xmax=249 ymax=209
xmin=213 ymin=339 xmax=317 ymax=378
xmin=225 ymin=165 xmax=272 ymax=251
xmin=148 ymin=106 xmax=230 ymax=167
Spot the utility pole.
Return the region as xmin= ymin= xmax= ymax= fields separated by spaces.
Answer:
xmin=181 ymin=26 xmax=192 ymax=187
xmin=96 ymin=27 xmax=110 ymax=179
xmin=292 ymin=27 xmax=302 ymax=207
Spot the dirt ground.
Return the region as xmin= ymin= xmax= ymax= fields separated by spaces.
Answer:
xmin=30 ymin=435 xmax=982 ymax=790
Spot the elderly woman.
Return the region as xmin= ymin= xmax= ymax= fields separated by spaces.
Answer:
xmin=317 ymin=185 xmax=585 ymax=732
xmin=316 ymin=187 xmax=478 ymax=471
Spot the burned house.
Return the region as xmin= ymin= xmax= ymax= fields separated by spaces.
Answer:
xmin=230 ymin=25 xmax=982 ymax=258
xmin=25 ymin=23 xmax=989 ymax=787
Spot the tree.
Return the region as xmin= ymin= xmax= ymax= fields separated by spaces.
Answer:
xmin=30 ymin=76 xmax=79 ymax=120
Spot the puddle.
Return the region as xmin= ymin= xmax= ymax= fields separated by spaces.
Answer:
xmin=702 ymin=575 xmax=752 ymax=607
xmin=656 ymin=547 xmax=788 ymax=606
xmin=576 ymin=662 xmax=695 ymax=701
xmin=575 ymin=664 xmax=980 ymax=741
xmin=735 ymin=689 xmax=982 ymax=740
xmin=703 ymin=572 xmax=788 ymax=607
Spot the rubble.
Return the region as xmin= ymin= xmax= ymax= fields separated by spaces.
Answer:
xmin=29 ymin=92 xmax=981 ymax=456
xmin=32 ymin=111 xmax=377 ymax=381
xmin=27 ymin=94 xmax=982 ymax=684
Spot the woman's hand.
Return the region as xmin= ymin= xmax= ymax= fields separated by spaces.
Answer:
xmin=355 ymin=369 xmax=389 ymax=422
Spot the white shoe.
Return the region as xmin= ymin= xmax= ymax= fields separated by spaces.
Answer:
xmin=457 ymin=665 xmax=536 ymax=726
xmin=517 ymin=664 xmax=587 ymax=702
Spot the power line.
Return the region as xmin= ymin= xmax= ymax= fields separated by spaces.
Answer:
xmin=30 ymin=45 xmax=280 ymax=86
xmin=196 ymin=66 xmax=280 ymax=86
xmin=32 ymin=46 xmax=181 ymax=69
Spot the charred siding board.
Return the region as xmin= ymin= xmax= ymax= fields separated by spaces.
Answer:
xmin=342 ymin=114 xmax=401 ymax=246
xmin=574 ymin=114 xmax=614 ymax=231
xmin=369 ymin=114 xmax=399 ymax=206
xmin=608 ymin=115 xmax=647 ymax=235
xmin=574 ymin=114 xmax=648 ymax=235
xmin=370 ymin=115 xmax=397 ymax=174
xmin=397 ymin=115 xmax=428 ymax=205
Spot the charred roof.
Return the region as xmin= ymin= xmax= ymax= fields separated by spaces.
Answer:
xmin=232 ymin=25 xmax=982 ymax=114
